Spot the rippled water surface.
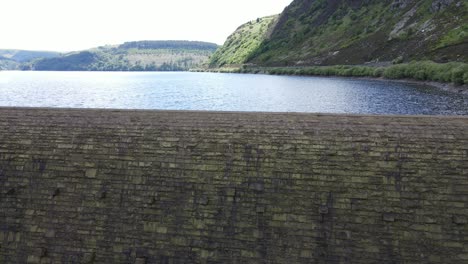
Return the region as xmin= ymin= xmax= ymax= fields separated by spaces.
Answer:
xmin=0 ymin=71 xmax=466 ymax=115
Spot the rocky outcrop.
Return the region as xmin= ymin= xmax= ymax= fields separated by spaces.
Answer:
xmin=389 ymin=5 xmax=418 ymax=39
xmin=431 ymin=0 xmax=455 ymax=12
xmin=391 ymin=0 xmax=414 ymax=9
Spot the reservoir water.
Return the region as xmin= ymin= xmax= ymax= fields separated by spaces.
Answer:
xmin=0 ymin=71 xmax=466 ymax=115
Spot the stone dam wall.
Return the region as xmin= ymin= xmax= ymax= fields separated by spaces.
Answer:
xmin=0 ymin=108 xmax=467 ymax=264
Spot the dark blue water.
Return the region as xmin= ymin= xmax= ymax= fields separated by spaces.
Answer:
xmin=0 ymin=71 xmax=466 ymax=115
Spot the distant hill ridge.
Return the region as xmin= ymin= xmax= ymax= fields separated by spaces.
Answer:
xmin=0 ymin=50 xmax=61 ymax=70
xmin=15 ymin=40 xmax=219 ymax=71
xmin=119 ymin=40 xmax=219 ymax=50
xmin=0 ymin=56 xmax=18 ymax=70
xmin=0 ymin=49 xmax=60 ymax=63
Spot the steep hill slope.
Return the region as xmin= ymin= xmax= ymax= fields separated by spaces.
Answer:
xmin=255 ymin=0 xmax=467 ymax=66
xmin=29 ymin=41 xmax=218 ymax=71
xmin=209 ymin=15 xmax=278 ymax=67
xmin=214 ymin=0 xmax=466 ymax=67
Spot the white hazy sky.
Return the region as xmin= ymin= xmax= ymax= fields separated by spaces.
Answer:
xmin=1 ymin=0 xmax=293 ymax=52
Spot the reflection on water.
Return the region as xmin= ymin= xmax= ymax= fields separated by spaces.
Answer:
xmin=0 ymin=71 xmax=466 ymax=115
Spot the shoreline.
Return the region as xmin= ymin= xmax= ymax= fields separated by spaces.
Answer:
xmin=332 ymin=75 xmax=468 ymax=95
xmin=196 ymin=66 xmax=468 ymax=95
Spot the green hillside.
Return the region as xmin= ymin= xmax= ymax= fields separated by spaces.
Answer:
xmin=211 ymin=0 xmax=467 ymax=68
xmin=209 ymin=15 xmax=278 ymax=67
xmin=253 ymin=0 xmax=467 ymax=66
xmin=29 ymin=41 xmax=218 ymax=71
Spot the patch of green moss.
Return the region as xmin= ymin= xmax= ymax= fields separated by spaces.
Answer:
xmin=436 ymin=25 xmax=468 ymax=49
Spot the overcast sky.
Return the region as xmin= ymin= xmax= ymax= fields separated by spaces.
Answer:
xmin=1 ymin=0 xmax=293 ymax=52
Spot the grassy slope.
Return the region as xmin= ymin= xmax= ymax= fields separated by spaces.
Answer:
xmin=30 ymin=41 xmax=218 ymax=71
xmin=250 ymin=0 xmax=467 ymax=66
xmin=208 ymin=15 xmax=278 ymax=67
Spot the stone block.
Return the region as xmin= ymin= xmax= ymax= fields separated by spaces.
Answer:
xmin=383 ymin=213 xmax=396 ymax=222
xmin=45 ymin=230 xmax=55 ymax=238
xmin=135 ymin=257 xmax=147 ymax=264
xmin=85 ymin=168 xmax=97 ymax=178
xmin=452 ymin=215 xmax=467 ymax=225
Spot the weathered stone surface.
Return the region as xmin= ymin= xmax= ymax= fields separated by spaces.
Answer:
xmin=431 ymin=0 xmax=455 ymax=12
xmin=391 ymin=0 xmax=413 ymax=9
xmin=0 ymin=107 xmax=467 ymax=263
